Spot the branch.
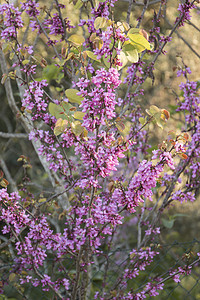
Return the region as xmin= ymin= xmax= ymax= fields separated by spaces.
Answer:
xmin=126 ymin=0 xmax=134 ymax=24
xmin=121 ymin=0 xmax=162 ymax=5
xmin=175 ymin=30 xmax=200 ymax=59
xmin=0 ymin=50 xmax=57 ymax=187
xmin=136 ymin=0 xmax=150 ymax=28
xmin=33 ymin=267 xmax=63 ymax=299
xmin=0 ymin=49 xmax=71 ymax=208
xmin=35 ymin=16 xmax=60 ymax=58
xmin=0 ymin=155 xmax=18 ymax=192
xmin=187 ymin=20 xmax=200 ymax=32
xmin=0 ymin=132 xmax=28 ymax=139
xmin=165 ymin=17 xmax=200 ymax=59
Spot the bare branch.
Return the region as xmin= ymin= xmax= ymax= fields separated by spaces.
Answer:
xmin=126 ymin=0 xmax=135 ymax=24
xmin=187 ymin=20 xmax=200 ymax=32
xmin=165 ymin=17 xmax=200 ymax=59
xmin=0 ymin=131 xmax=28 ymax=138
xmin=136 ymin=0 xmax=150 ymax=28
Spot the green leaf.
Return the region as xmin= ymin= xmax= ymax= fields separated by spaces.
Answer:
xmin=172 ymin=213 xmax=188 ymax=218
xmin=38 ymin=198 xmax=47 ymax=203
xmin=139 ymin=117 xmax=145 ymax=125
xmin=85 ymin=50 xmax=101 ymax=62
xmin=49 ymin=102 xmax=74 ymax=120
xmin=94 ymin=17 xmax=108 ymax=30
xmin=74 ymin=0 xmax=83 ymax=9
xmin=162 ymin=218 xmax=175 ymax=229
xmin=117 ymin=51 xmax=128 ymax=69
xmin=65 ymin=89 xmax=84 ymax=104
xmin=22 ymin=59 xmax=29 ymax=65
xmin=71 ymin=121 xmax=84 ymax=136
xmin=102 ymin=55 xmax=110 ymax=69
xmin=68 ymin=34 xmax=85 ymax=46
xmin=154 ymin=118 xmax=164 ymax=129
xmin=123 ymin=44 xmax=139 ymax=63
xmin=74 ymin=111 xmax=85 ymax=120
xmin=115 ymin=118 xmax=125 ymax=132
xmin=42 ymin=64 xmax=62 ymax=83
xmin=128 ymin=33 xmax=151 ymax=52
xmin=146 ymin=105 xmax=168 ymax=129
xmin=118 ymin=121 xmax=132 ymax=136
xmin=146 ymin=105 xmax=161 ymax=116
xmin=54 ymin=118 xmax=68 ymax=136
xmin=9 ymin=273 xmax=16 ymax=282
xmin=49 ymin=103 xmax=66 ymax=120
xmin=128 ymin=28 xmax=140 ymax=35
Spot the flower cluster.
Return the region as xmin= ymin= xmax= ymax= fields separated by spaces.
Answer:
xmin=0 ymin=189 xmax=63 ymax=292
xmin=176 ymin=70 xmax=200 ymax=190
xmin=0 ymin=3 xmax=23 ymax=40
xmin=176 ymin=1 xmax=196 ymax=27
xmin=44 ymin=13 xmax=74 ymax=43
xmin=21 ymin=0 xmax=40 ymax=17
xmin=171 ymin=190 xmax=195 ymax=203
xmin=125 ymin=160 xmax=163 ymax=212
xmin=77 ymin=67 xmax=121 ymax=130
xmin=124 ymin=247 xmax=159 ymax=280
xmin=94 ymin=25 xmax=126 ymax=64
xmin=22 ymin=80 xmax=48 ymax=113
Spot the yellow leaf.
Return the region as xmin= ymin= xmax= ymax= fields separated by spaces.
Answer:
xmin=68 ymin=34 xmax=85 ymax=46
xmin=22 ymin=59 xmax=30 ymax=65
xmin=71 ymin=121 xmax=84 ymax=136
xmin=0 ymin=178 xmax=9 ymax=188
xmin=122 ymin=21 xmax=130 ymax=31
xmin=128 ymin=28 xmax=140 ymax=35
xmin=65 ymin=52 xmax=74 ymax=61
xmin=128 ymin=33 xmax=151 ymax=52
xmin=9 ymin=273 xmax=16 ymax=282
xmin=74 ymin=0 xmax=83 ymax=9
xmin=146 ymin=105 xmax=160 ymax=116
xmin=117 ymin=51 xmax=128 ymax=69
xmin=124 ymin=47 xmax=138 ymax=63
xmin=65 ymin=89 xmax=84 ymax=104
xmin=38 ymin=198 xmax=47 ymax=203
xmin=94 ymin=17 xmax=108 ymax=30
xmin=85 ymin=50 xmax=101 ymax=62
xmin=74 ymin=111 xmax=85 ymax=120
xmin=115 ymin=118 xmax=125 ymax=132
xmin=54 ymin=118 xmax=68 ymax=136
xmin=139 ymin=117 xmax=145 ymax=125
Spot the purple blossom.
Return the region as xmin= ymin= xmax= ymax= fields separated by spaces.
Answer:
xmin=0 ymin=3 xmax=23 ymax=40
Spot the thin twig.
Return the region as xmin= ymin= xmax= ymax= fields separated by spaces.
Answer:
xmin=187 ymin=20 xmax=200 ymax=32
xmin=0 ymin=155 xmax=18 ymax=192
xmin=33 ymin=267 xmax=63 ymax=299
xmin=126 ymin=0 xmax=134 ymax=24
xmin=165 ymin=17 xmax=200 ymax=59
xmin=136 ymin=0 xmax=150 ymax=28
